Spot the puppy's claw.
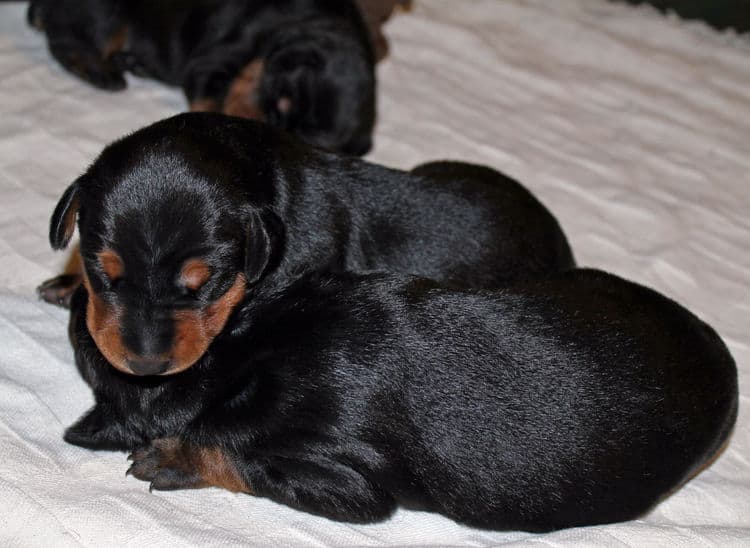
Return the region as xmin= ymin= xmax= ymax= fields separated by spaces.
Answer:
xmin=126 ymin=438 xmax=202 ymax=491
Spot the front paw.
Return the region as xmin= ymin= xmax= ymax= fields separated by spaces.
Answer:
xmin=127 ymin=438 xmax=203 ymax=491
xmin=127 ymin=438 xmax=249 ymax=493
xmin=37 ymin=274 xmax=82 ymax=308
xmin=64 ymin=405 xmax=136 ymax=451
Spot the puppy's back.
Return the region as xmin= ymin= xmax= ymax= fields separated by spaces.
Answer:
xmin=258 ymin=269 xmax=737 ymax=531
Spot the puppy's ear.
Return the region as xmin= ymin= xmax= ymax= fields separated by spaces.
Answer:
xmin=49 ymin=181 xmax=80 ymax=250
xmin=244 ymin=210 xmax=281 ymax=286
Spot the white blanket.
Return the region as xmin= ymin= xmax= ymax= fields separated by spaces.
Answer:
xmin=0 ymin=1 xmax=748 ymax=545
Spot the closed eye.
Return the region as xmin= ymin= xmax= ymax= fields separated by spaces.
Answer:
xmin=179 ymin=286 xmax=200 ymax=300
xmin=178 ymin=258 xmax=211 ymax=296
xmin=109 ymin=276 xmax=124 ymax=291
xmin=97 ymin=249 xmax=125 ymax=290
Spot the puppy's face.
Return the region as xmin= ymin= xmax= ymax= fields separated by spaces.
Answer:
xmin=49 ymin=140 xmax=275 ymax=376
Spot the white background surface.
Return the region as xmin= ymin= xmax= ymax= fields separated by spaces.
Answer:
xmin=0 ymin=0 xmax=748 ymax=545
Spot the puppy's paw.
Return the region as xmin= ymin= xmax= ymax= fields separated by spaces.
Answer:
xmin=127 ymin=438 xmax=249 ymax=493
xmin=64 ymin=405 xmax=136 ymax=451
xmin=127 ymin=438 xmax=203 ymax=491
xmin=37 ymin=274 xmax=82 ymax=308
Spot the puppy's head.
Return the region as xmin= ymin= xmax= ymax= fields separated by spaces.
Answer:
xmin=255 ymin=19 xmax=375 ymax=156
xmin=49 ymin=120 xmax=278 ymax=376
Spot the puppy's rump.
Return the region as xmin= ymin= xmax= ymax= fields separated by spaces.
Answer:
xmin=411 ymin=161 xmax=575 ymax=274
xmin=246 ymin=268 xmax=737 ymax=530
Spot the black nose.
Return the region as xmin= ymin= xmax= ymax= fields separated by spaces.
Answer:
xmin=127 ymin=357 xmax=170 ymax=376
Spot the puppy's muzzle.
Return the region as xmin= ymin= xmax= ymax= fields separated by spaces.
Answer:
xmin=127 ymin=356 xmax=171 ymax=376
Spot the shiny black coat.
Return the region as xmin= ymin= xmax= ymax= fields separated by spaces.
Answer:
xmin=65 ymin=268 xmax=738 ymax=531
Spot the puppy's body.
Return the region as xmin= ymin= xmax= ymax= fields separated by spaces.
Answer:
xmin=41 ymin=113 xmax=574 ymax=310
xmin=65 ymin=268 xmax=738 ymax=531
xmin=29 ymin=0 xmax=376 ymax=154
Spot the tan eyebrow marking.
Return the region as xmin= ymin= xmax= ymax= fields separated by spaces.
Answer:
xmin=180 ymin=258 xmax=212 ymax=292
xmin=97 ymin=249 xmax=124 ymax=281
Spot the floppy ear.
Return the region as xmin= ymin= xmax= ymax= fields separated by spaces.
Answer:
xmin=244 ymin=210 xmax=281 ymax=286
xmin=49 ymin=181 xmax=80 ymax=250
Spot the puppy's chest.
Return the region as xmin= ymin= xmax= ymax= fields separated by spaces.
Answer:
xmin=104 ymin=364 xmax=258 ymax=442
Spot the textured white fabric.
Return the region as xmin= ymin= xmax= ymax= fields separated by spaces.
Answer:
xmin=0 ymin=1 xmax=748 ymax=545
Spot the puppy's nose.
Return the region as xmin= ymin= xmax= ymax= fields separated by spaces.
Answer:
xmin=127 ymin=357 xmax=170 ymax=376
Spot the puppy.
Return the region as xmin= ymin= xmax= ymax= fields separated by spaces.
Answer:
xmin=28 ymin=0 xmax=377 ymax=154
xmin=61 ymin=257 xmax=737 ymax=530
xmin=38 ymin=112 xmax=575 ymax=312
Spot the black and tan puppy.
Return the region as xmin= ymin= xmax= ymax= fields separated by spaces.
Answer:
xmin=60 ymin=262 xmax=736 ymax=529
xmin=28 ymin=0 xmax=377 ymax=154
xmin=38 ymin=112 xmax=574 ymax=312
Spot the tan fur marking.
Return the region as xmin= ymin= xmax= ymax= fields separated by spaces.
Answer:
xmin=152 ymin=438 xmax=250 ymax=493
xmin=97 ymin=249 xmax=124 ymax=282
xmin=64 ymin=243 xmax=83 ymax=276
xmin=222 ymin=59 xmax=265 ymax=120
xmin=196 ymin=447 xmax=250 ymax=493
xmin=180 ymin=259 xmax=211 ymax=292
xmin=170 ymin=274 xmax=247 ymax=373
xmin=82 ymin=273 xmax=129 ymax=374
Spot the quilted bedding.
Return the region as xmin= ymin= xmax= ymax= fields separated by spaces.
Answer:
xmin=0 ymin=1 xmax=748 ymax=545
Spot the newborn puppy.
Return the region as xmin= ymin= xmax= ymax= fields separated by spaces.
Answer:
xmin=62 ymin=258 xmax=737 ymax=530
xmin=38 ymin=112 xmax=574 ymax=312
xmin=28 ymin=0 xmax=376 ymax=154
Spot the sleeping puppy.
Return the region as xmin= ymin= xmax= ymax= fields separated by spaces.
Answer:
xmin=27 ymin=0 xmax=376 ymax=154
xmin=60 ymin=257 xmax=737 ymax=530
xmin=38 ymin=112 xmax=575 ymax=310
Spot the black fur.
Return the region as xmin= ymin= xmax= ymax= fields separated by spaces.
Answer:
xmin=28 ymin=0 xmax=376 ymax=154
xmin=63 ymin=267 xmax=737 ymax=531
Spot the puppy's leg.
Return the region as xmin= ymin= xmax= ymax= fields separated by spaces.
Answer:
xmin=127 ymin=438 xmax=249 ymax=493
xmin=240 ymin=455 xmax=396 ymax=522
xmin=37 ymin=274 xmax=82 ymax=308
xmin=47 ymin=34 xmax=128 ymax=91
xmin=64 ymin=404 xmax=142 ymax=451
xmin=37 ymin=243 xmax=83 ymax=308
xmin=128 ymin=439 xmax=396 ymax=522
xmin=39 ymin=0 xmax=129 ymax=91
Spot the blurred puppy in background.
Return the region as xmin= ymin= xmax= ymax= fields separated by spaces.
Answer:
xmin=27 ymin=0 xmax=396 ymax=155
